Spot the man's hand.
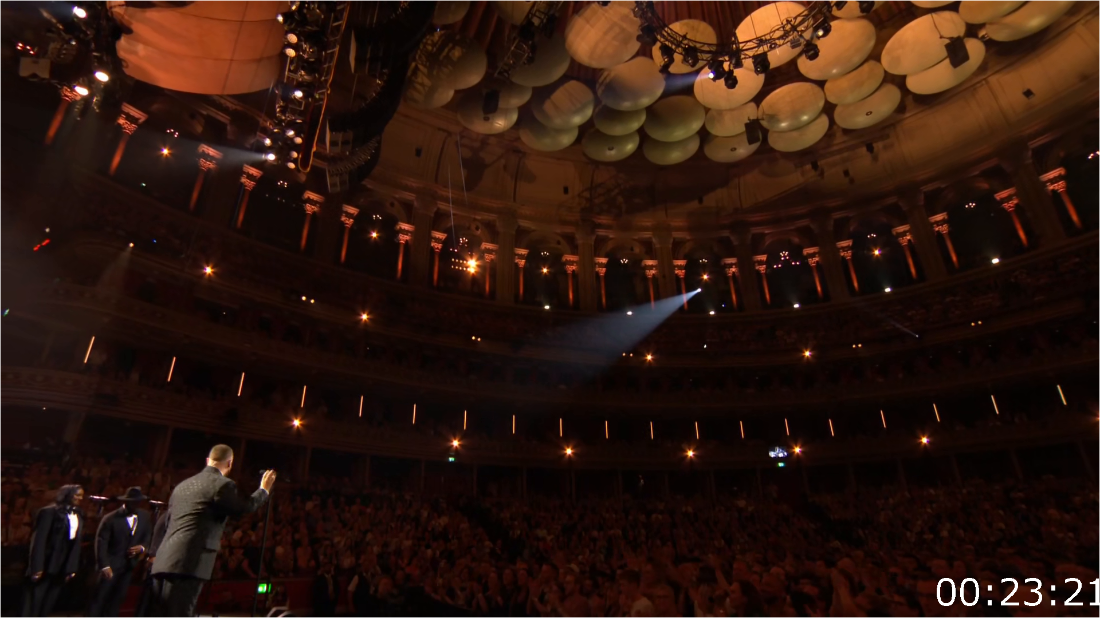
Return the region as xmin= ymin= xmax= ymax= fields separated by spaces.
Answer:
xmin=128 ymin=545 xmax=145 ymax=558
xmin=261 ymin=469 xmax=277 ymax=492
xmin=30 ymin=571 xmax=43 ymax=582
xmin=102 ymin=566 xmax=114 ymax=580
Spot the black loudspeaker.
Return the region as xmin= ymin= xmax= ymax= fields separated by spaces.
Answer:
xmin=744 ymin=119 xmax=762 ymax=145
xmin=945 ymin=37 xmax=969 ymax=69
xmin=482 ymin=89 xmax=500 ymax=116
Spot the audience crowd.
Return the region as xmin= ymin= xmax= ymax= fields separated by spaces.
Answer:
xmin=3 ymin=446 xmax=1097 ymax=617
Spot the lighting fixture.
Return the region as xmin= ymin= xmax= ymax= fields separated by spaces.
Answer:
xmin=94 ymin=70 xmax=109 ymax=82
xmin=292 ymin=89 xmax=304 ymax=99
xmin=292 ymin=418 xmax=302 ymax=428
xmin=803 ymin=350 xmax=812 ymax=358
xmin=873 ymin=248 xmax=881 ymax=256
xmin=731 ymin=53 xmax=744 ymax=70
xmin=793 ymin=446 xmax=802 ymax=454
xmin=686 ymin=449 xmax=695 ymax=459
xmin=682 ymin=46 xmax=699 ymax=68
xmin=289 ymin=151 xmax=299 ymax=159
xmin=724 ymin=72 xmax=738 ymax=90
xmin=884 ymin=287 xmax=892 ymax=293
xmin=814 ymin=18 xmax=832 ymax=39
xmin=645 ymin=354 xmax=653 ymax=361
xmin=360 ymin=313 xmax=369 ymax=321
xmin=160 ymin=148 xmax=170 ymax=156
xmin=544 ymin=305 xmax=551 ymax=310
xmin=658 ymin=45 xmax=674 ymax=74
xmin=709 ymin=310 xmax=715 ymax=315
xmin=627 ymin=311 xmax=633 ymax=316
xmin=286 ymin=162 xmax=296 ymax=169
xmin=752 ymin=52 xmax=770 ymax=75
xmin=802 ymin=41 xmax=820 ymax=61
xmin=264 ymin=152 xmax=277 ymax=161
xmin=636 ymin=24 xmax=657 ymax=46
xmin=284 ymin=47 xmax=297 ymax=57
xmin=707 ymin=58 xmax=727 ymax=81
xmin=991 ymin=258 xmax=1000 ymax=264
xmin=565 ymin=447 xmax=573 ymax=456
xmin=285 ymin=129 xmax=295 ymax=137
xmin=286 ymin=33 xmax=299 ymax=44
xmin=72 ymin=6 xmax=87 ymax=18
xmin=920 ymin=436 xmax=929 ymax=445
xmin=793 ymin=303 xmax=800 ymax=308
xmin=293 ymin=136 xmax=303 ymax=144
xmin=451 ymin=439 xmax=460 ymax=448
xmin=73 ymin=84 xmax=89 ymax=96
xmin=203 ymin=266 xmax=213 ymax=275
xmin=263 ymin=137 xmax=273 ymax=147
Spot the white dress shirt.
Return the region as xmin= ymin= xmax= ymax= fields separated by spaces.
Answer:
xmin=67 ymin=512 xmax=79 ymax=540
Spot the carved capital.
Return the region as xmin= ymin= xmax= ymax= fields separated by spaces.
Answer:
xmin=396 ymin=222 xmax=415 ymax=243
xmin=595 ymin=267 xmax=606 ymax=276
xmin=197 ymin=144 xmax=223 ymax=171
xmin=340 ymin=205 xmax=359 ymax=228
xmin=993 ymin=188 xmax=1019 ymax=212
xmin=721 ymin=257 xmax=738 ymax=276
xmin=928 ymin=212 xmax=949 ymax=235
xmin=752 ymin=255 xmax=768 ymax=274
xmin=116 ymin=103 xmax=147 ymax=135
xmin=514 ymin=248 xmax=529 ymax=267
xmin=1039 ymin=167 xmax=1066 ymax=193
xmin=562 ymin=255 xmax=579 ymax=273
xmin=431 ymin=230 xmax=447 ymax=252
xmin=835 ymin=240 xmax=853 ymax=261
xmin=890 ymin=225 xmax=912 ymax=245
xmin=643 ymin=259 xmax=658 ymax=277
xmin=240 ymin=165 xmax=263 ymax=191
xmin=802 ymin=247 xmax=821 ymax=266
xmin=674 ymin=259 xmax=687 ymax=278
xmin=594 ymin=257 xmax=608 ymax=270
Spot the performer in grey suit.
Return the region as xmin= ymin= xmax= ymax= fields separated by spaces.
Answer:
xmin=150 ymin=445 xmax=275 ymax=616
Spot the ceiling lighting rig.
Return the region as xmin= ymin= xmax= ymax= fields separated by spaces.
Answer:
xmin=495 ymin=1 xmax=564 ymax=80
xmin=632 ymin=0 xmax=837 ymax=86
xmin=16 ymin=3 xmax=126 ymax=112
xmin=264 ymin=1 xmax=350 ymax=171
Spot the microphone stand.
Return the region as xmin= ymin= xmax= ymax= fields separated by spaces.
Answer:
xmin=250 ymin=494 xmax=274 ymax=617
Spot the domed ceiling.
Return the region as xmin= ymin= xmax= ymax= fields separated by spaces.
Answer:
xmin=404 ymin=0 xmax=1076 ymax=166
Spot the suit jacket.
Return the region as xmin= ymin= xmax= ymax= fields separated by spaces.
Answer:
xmin=148 ymin=510 xmax=170 ymax=558
xmin=27 ymin=504 xmax=83 ymax=577
xmin=151 ymin=466 xmax=268 ymax=580
xmin=95 ymin=507 xmax=152 ymax=573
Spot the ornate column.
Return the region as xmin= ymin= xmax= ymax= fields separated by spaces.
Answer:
xmin=190 ymin=145 xmax=223 ymax=212
xmin=1040 ymin=167 xmax=1082 ymax=230
xmin=514 ymin=248 xmax=528 ymax=301
xmin=109 ymin=103 xmax=147 ymax=175
xmin=643 ymin=260 xmax=658 ymax=307
xmin=928 ymin=213 xmax=958 ymax=269
xmin=999 ymin=143 xmax=1065 ymax=244
xmin=577 ymin=223 xmax=597 ymax=312
xmin=802 ymin=249 xmax=824 ymax=298
xmin=674 ymin=260 xmax=688 ymax=310
xmin=408 ymin=195 xmax=437 ymax=286
xmin=753 ymin=255 xmax=771 ymax=305
xmin=809 ymin=214 xmax=851 ymax=300
xmin=721 ymin=258 xmax=740 ymax=308
xmin=300 ymin=191 xmax=324 ymax=252
xmin=431 ymin=231 xmax=447 ymax=286
xmin=45 ymin=86 xmax=82 ymax=145
xmin=732 ymin=226 xmax=763 ymax=310
xmin=563 ymin=255 xmax=579 ymax=308
xmin=235 ymin=165 xmax=263 ymax=229
xmin=897 ymin=192 xmax=947 ymax=281
xmin=836 ymin=240 xmax=859 ymax=293
xmin=339 ymin=206 xmax=359 ymax=264
xmin=594 ymin=257 xmax=608 ymax=310
xmin=653 ymin=225 xmax=677 ymax=300
xmin=395 ymin=222 xmax=414 ymax=280
xmin=993 ymin=189 xmax=1030 ymax=248
xmin=891 ymin=226 xmax=919 ymax=280
xmin=495 ymin=210 xmax=518 ymax=304
xmin=481 ymin=243 xmax=497 ymax=298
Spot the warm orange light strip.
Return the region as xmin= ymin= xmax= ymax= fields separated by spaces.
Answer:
xmin=512 ymin=414 xmax=516 ymax=434
xmin=880 ymin=409 xmax=887 ymax=428
xmin=604 ymin=420 xmax=609 ymax=440
xmin=464 ymin=410 xmax=468 ymax=430
xmin=559 ymin=417 xmax=563 ymax=437
xmin=650 ymin=421 xmax=654 ymax=440
xmin=83 ymin=336 xmax=96 ymax=363
xmin=933 ymin=403 xmax=941 ymax=423
xmin=828 ymin=418 xmax=834 ymax=437
xmin=739 ymin=420 xmax=745 ymax=439
xmin=695 ymin=421 xmax=700 ymax=440
xmin=358 ymin=395 xmax=364 ymax=418
xmin=1056 ymin=385 xmax=1067 ymax=406
xmin=990 ymin=394 xmax=999 ymax=415
xmin=412 ymin=404 xmax=416 ymax=424
xmin=238 ymin=372 xmax=245 ymax=397
xmin=167 ymin=356 xmax=176 ymax=382
xmin=300 ymin=385 xmax=307 ymax=408
xmin=784 ymin=418 xmax=790 ymax=436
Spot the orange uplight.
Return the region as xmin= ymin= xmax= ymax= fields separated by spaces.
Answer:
xmin=451 ymin=439 xmax=460 ymax=448
xmin=645 ymin=354 xmax=653 ymax=362
xmin=920 ymin=436 xmax=929 ymax=445
xmin=702 ymin=274 xmax=709 ymax=281
xmin=565 ymin=447 xmax=573 ymax=456
xmin=203 ymin=266 xmax=213 ymax=275
xmin=542 ymin=267 xmax=549 ymax=274
xmin=793 ymin=446 xmax=803 ymax=454
xmin=292 ymin=418 xmax=302 ymax=428
xmin=873 ymin=248 xmax=881 ymax=256
xmin=161 ymin=148 xmax=171 ymax=156
xmin=370 ymin=231 xmax=379 ymax=239
xmin=686 ymin=449 xmax=695 ymax=459
xmin=803 ymin=350 xmax=812 ymax=358
xmin=360 ymin=313 xmax=369 ymax=322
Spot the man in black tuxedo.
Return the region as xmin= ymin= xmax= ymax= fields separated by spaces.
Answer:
xmin=24 ymin=484 xmax=84 ymax=617
xmin=88 ymin=487 xmax=153 ymax=616
xmin=151 ymin=444 xmax=275 ymax=616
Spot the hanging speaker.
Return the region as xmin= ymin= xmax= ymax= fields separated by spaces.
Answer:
xmin=482 ymin=89 xmax=500 ymax=116
xmin=945 ymin=37 xmax=969 ymax=69
xmin=744 ymin=119 xmax=762 ymax=145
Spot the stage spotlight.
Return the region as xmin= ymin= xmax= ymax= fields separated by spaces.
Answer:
xmin=752 ymin=52 xmax=770 ymax=75
xmin=451 ymin=439 xmax=460 ymax=448
xmin=686 ymin=449 xmax=695 ymax=458
xmin=731 ymin=53 xmax=744 ymax=70
xmin=370 ymin=231 xmax=378 ymax=239
xmin=920 ymin=436 xmax=929 ymax=445
xmin=707 ymin=58 xmax=726 ymax=81
xmin=285 ymin=129 xmax=295 ymax=137
xmin=803 ymin=41 xmax=820 ymax=61
xmin=991 ymin=257 xmax=1000 ymax=264
xmin=803 ymin=350 xmax=812 ymax=358
xmin=627 ymin=311 xmax=633 ymax=316
xmin=289 ymin=151 xmax=299 ymax=159
xmin=794 ymin=446 xmax=803 ymax=454
xmin=858 ymin=1 xmax=874 ymax=13
xmin=682 ymin=46 xmax=699 ymax=68
xmin=884 ymin=287 xmax=892 ymax=293
xmin=292 ymin=89 xmax=304 ymax=99
xmin=544 ymin=305 xmax=551 ymax=310
xmin=724 ymin=72 xmax=738 ymax=90
xmin=286 ymin=32 xmax=299 ymax=44
xmin=72 ymin=6 xmax=87 ymax=18
xmin=286 ymin=162 xmax=296 ymax=169
xmin=658 ymin=45 xmax=674 ymax=74
xmin=284 ymin=47 xmax=297 ymax=57
xmin=263 ymin=137 xmax=273 ymax=147
xmin=293 ymin=136 xmax=303 ymax=144
xmin=94 ymin=70 xmax=110 ymax=82
xmin=360 ymin=313 xmax=369 ymax=321
xmin=292 ymin=418 xmax=302 ymax=428
xmin=645 ymin=354 xmax=653 ymax=362
xmin=814 ymin=18 xmax=832 ymax=39
xmin=73 ymin=84 xmax=89 ymax=96
xmin=160 ymin=148 xmax=170 ymax=156
xmin=793 ymin=303 xmax=800 ymax=308
xmin=204 ymin=266 xmax=213 ymax=275
xmin=565 ymin=447 xmax=573 ymax=456
xmin=709 ymin=310 xmax=715 ymax=315
xmin=264 ymin=152 xmax=277 ymax=161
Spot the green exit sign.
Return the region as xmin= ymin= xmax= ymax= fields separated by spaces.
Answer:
xmin=257 ymin=583 xmax=270 ymax=594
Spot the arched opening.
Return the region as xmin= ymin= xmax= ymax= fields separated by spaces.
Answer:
xmin=343 ymin=209 xmax=402 ymax=280
xmin=760 ymin=238 xmax=819 ymax=308
xmin=849 ymin=218 xmax=916 ymax=294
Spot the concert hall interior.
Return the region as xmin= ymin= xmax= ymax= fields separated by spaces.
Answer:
xmin=1 ymin=1 xmax=1098 ymax=616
